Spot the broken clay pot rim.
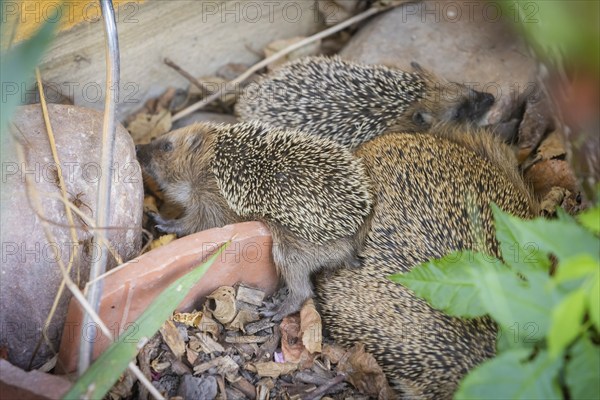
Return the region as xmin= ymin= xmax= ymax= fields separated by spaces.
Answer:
xmin=57 ymin=221 xmax=279 ymax=373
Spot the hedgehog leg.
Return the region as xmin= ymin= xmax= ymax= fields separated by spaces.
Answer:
xmin=266 ymin=229 xmax=360 ymax=320
xmin=149 ymin=212 xmax=193 ymax=236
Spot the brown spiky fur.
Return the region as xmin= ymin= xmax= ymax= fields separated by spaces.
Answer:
xmin=235 ymin=56 xmax=495 ymax=149
xmin=136 ymin=121 xmax=372 ymax=319
xmin=315 ymin=127 xmax=537 ymax=399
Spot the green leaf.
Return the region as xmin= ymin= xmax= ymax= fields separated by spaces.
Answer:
xmin=565 ymin=337 xmax=600 ymax=400
xmin=492 ymin=204 xmax=551 ymax=273
xmin=478 ymin=269 xmax=557 ymax=343
xmin=553 ymin=255 xmax=599 ymax=284
xmin=0 ymin=6 xmax=59 ymax=146
xmin=588 ymin=272 xmax=600 ymax=330
xmin=492 ymin=204 xmax=600 ymax=267
xmin=62 ymin=243 xmax=229 ymax=400
xmin=547 ymin=289 xmax=586 ymax=357
xmin=577 ymin=206 xmax=600 ymax=235
xmin=456 ymin=348 xmax=562 ymax=399
xmin=389 ymin=251 xmax=502 ymax=318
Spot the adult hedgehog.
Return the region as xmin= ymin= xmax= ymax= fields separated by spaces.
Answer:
xmin=315 ymin=127 xmax=537 ymax=399
xmin=236 ymin=56 xmax=495 ymax=149
xmin=136 ymin=121 xmax=372 ymax=319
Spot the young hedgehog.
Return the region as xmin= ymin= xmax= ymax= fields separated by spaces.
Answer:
xmin=235 ymin=56 xmax=495 ymax=149
xmin=136 ymin=121 xmax=372 ymax=319
xmin=315 ymin=127 xmax=538 ymax=399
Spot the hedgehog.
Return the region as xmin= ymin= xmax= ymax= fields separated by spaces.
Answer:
xmin=235 ymin=56 xmax=495 ymax=149
xmin=136 ymin=121 xmax=372 ymax=319
xmin=315 ymin=127 xmax=538 ymax=399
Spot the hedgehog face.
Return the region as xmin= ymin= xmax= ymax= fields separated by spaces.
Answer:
xmin=410 ymin=83 xmax=495 ymax=130
xmin=136 ymin=125 xmax=214 ymax=194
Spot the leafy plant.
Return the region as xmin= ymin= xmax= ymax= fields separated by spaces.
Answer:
xmin=63 ymin=243 xmax=229 ymax=400
xmin=390 ymin=204 xmax=600 ymax=399
xmin=0 ymin=1 xmax=59 ymax=147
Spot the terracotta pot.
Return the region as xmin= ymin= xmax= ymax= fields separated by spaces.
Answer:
xmin=57 ymin=222 xmax=278 ymax=373
xmin=0 ymin=360 xmax=70 ymax=400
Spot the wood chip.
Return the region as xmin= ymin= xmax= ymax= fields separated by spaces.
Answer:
xmin=193 ymin=355 xmax=239 ymax=381
xmin=160 ymin=320 xmax=186 ymax=359
xmin=245 ymin=319 xmax=275 ymax=335
xmin=236 ymin=286 xmax=266 ymax=306
xmin=252 ymin=361 xmax=298 ymax=378
xmin=225 ymin=335 xmax=270 ymax=344
xmin=195 ymin=332 xmax=225 ymax=354
xmin=231 ymin=377 xmax=256 ymax=399
xmin=228 ymin=304 xmax=260 ymax=333
xmin=256 ymin=325 xmax=281 ymax=361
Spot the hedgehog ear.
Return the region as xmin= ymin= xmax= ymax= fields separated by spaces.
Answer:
xmin=189 ymin=135 xmax=204 ymax=152
xmin=410 ymin=62 xmax=424 ymax=73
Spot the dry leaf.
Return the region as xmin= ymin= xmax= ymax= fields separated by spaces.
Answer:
xmin=253 ymin=361 xmax=298 ymax=378
xmin=149 ymin=234 xmax=177 ymax=251
xmin=300 ymin=299 xmax=322 ymax=354
xmin=536 ymin=130 xmax=567 ymax=161
xmin=337 ymin=343 xmax=394 ymax=400
xmin=198 ymin=308 xmax=221 ymax=336
xmin=321 ymin=343 xmax=347 ymax=364
xmin=280 ymin=314 xmax=315 ymax=369
xmin=128 ymin=109 xmax=172 ymax=145
xmin=280 ymin=314 xmax=303 ymax=362
xmin=525 ymin=159 xmax=578 ymax=199
xmin=107 ymin=368 xmax=136 ymax=400
xmin=160 ymin=320 xmax=186 ymax=359
xmin=207 ymin=286 xmax=238 ymax=324
xmin=173 ymin=310 xmax=203 ymax=328
xmin=151 ymin=355 xmax=171 ymax=373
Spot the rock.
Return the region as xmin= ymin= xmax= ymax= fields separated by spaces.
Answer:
xmin=177 ymin=375 xmax=218 ymax=400
xmin=0 ymin=359 xmax=71 ymax=400
xmin=172 ymin=111 xmax=238 ymax=130
xmin=0 ymin=104 xmax=143 ymax=369
xmin=341 ymin=1 xmax=538 ymax=123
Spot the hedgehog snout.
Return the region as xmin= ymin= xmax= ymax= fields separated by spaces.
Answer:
xmin=469 ymin=90 xmax=495 ymax=119
xmin=135 ymin=143 xmax=152 ymax=167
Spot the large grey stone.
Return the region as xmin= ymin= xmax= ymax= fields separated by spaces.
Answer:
xmin=0 ymin=104 xmax=143 ymax=369
xmin=341 ymin=1 xmax=538 ymax=122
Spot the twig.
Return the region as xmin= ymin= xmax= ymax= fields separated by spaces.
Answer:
xmin=164 ymin=57 xmax=211 ymax=97
xmin=303 ymin=373 xmax=347 ymax=400
xmin=172 ymin=3 xmax=402 ymax=122
xmin=28 ymin=69 xmax=81 ymax=369
xmin=164 ymin=57 xmax=229 ymax=112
